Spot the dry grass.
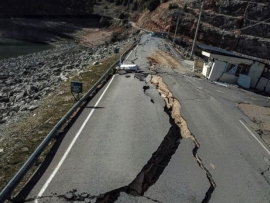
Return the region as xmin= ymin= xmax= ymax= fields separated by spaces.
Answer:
xmin=0 ymin=43 xmax=131 ymax=196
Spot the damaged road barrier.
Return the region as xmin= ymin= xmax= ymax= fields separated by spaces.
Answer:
xmin=120 ymin=64 xmax=139 ymax=71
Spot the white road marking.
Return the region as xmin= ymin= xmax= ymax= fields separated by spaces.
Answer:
xmin=239 ymin=119 xmax=270 ymax=155
xmin=125 ymin=45 xmax=138 ymax=60
xmin=35 ymin=75 xmax=116 ymax=202
xmin=125 ymin=50 xmax=133 ymax=60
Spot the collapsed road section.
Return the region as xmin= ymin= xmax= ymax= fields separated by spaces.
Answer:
xmin=94 ymin=74 xmax=216 ymax=203
xmin=21 ymin=72 xmax=215 ymax=203
xmin=151 ymin=76 xmax=216 ymax=203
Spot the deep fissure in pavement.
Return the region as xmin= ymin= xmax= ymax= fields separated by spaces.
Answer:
xmin=127 ymin=107 xmax=181 ymax=196
xmin=96 ymin=107 xmax=181 ymax=203
xmin=94 ymin=77 xmax=182 ymax=203
xmin=25 ymin=74 xmax=215 ymax=203
xmin=151 ymin=75 xmax=216 ymax=203
xmin=96 ymin=75 xmax=217 ymax=203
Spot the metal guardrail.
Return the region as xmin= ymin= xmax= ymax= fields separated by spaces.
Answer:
xmin=0 ymin=41 xmax=137 ymax=203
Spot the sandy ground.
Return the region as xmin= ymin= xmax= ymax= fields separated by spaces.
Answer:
xmin=238 ymin=103 xmax=270 ymax=146
xmin=80 ymin=28 xmax=112 ymax=46
xmin=149 ymin=49 xmax=187 ymax=73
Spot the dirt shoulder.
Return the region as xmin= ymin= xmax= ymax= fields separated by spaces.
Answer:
xmin=238 ymin=103 xmax=270 ymax=147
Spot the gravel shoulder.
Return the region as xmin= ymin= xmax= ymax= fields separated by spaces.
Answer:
xmin=238 ymin=103 xmax=270 ymax=147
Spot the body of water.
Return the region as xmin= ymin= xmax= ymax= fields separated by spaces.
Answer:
xmin=0 ymin=38 xmax=53 ymax=60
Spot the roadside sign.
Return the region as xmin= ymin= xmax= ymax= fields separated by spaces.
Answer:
xmin=71 ymin=81 xmax=83 ymax=101
xmin=114 ymin=47 xmax=120 ymax=53
xmin=71 ymin=81 xmax=83 ymax=93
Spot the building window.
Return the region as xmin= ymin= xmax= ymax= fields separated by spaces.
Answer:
xmin=225 ymin=63 xmax=249 ymax=76
xmin=225 ymin=63 xmax=238 ymax=74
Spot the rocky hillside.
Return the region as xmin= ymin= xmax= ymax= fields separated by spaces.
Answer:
xmin=171 ymin=0 xmax=270 ymax=60
xmin=113 ymin=0 xmax=270 ymax=61
xmin=0 ymin=40 xmax=129 ymax=126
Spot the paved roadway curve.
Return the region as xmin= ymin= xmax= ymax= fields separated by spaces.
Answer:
xmin=21 ymin=34 xmax=270 ymax=203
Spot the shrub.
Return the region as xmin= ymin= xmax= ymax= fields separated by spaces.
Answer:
xmin=123 ymin=0 xmax=128 ymax=6
xmin=168 ymin=3 xmax=178 ymax=10
xmin=110 ymin=32 xmax=121 ymax=43
xmin=122 ymin=19 xmax=129 ymax=24
xmin=131 ymin=1 xmax=138 ymax=10
xmin=147 ymin=0 xmax=160 ymax=12
xmin=119 ymin=12 xmax=129 ymax=19
xmin=100 ymin=16 xmax=111 ymax=26
xmin=115 ymin=0 xmax=123 ymax=5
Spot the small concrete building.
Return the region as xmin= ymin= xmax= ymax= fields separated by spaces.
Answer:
xmin=198 ymin=44 xmax=270 ymax=93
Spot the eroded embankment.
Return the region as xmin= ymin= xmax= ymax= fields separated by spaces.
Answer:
xmin=151 ymin=75 xmax=216 ymax=203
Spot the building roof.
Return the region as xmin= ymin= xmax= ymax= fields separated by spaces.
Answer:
xmin=202 ymin=51 xmax=254 ymax=65
xmin=197 ymin=44 xmax=270 ymax=65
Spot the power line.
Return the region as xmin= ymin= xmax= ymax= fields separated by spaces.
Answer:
xmin=229 ymin=17 xmax=270 ymax=32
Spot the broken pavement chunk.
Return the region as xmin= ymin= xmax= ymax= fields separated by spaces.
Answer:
xmin=120 ymin=64 xmax=138 ymax=71
xmin=65 ymin=192 xmax=74 ymax=200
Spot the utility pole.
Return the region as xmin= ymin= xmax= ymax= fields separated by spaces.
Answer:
xmin=190 ymin=1 xmax=204 ymax=58
xmin=164 ymin=18 xmax=167 ymax=32
xmin=219 ymin=29 xmax=225 ymax=48
xmin=167 ymin=17 xmax=171 ymax=37
xmin=173 ymin=14 xmax=180 ymax=46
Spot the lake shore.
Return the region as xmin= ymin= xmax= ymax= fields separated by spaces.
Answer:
xmin=0 ymin=17 xmax=103 ymax=44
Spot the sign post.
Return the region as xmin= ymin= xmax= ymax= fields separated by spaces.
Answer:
xmin=114 ymin=47 xmax=119 ymax=60
xmin=71 ymin=81 xmax=83 ymax=101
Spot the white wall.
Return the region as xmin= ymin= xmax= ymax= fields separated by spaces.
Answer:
xmin=202 ymin=63 xmax=211 ymax=77
xmin=219 ymin=73 xmax=238 ymax=84
xmin=193 ymin=60 xmax=204 ymax=71
xmin=208 ymin=61 xmax=227 ymax=81
xmin=248 ymin=62 xmax=265 ymax=88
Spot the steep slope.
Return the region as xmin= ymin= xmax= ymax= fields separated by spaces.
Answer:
xmin=170 ymin=0 xmax=270 ymax=60
xmin=116 ymin=0 xmax=270 ymax=60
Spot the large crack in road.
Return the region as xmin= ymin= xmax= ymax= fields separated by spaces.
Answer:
xmin=96 ymin=74 xmax=216 ymax=203
xmin=23 ymin=73 xmax=216 ymax=203
xmin=96 ymin=89 xmax=182 ymax=202
xmin=151 ymin=75 xmax=216 ymax=203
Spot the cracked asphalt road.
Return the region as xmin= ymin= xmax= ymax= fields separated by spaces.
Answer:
xmin=20 ymin=34 xmax=270 ymax=203
xmin=162 ymin=74 xmax=270 ymax=202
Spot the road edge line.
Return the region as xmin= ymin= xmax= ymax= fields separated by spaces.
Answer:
xmin=239 ymin=119 xmax=270 ymax=155
xmin=35 ymin=75 xmax=116 ymax=202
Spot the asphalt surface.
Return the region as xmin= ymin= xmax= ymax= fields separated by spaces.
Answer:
xmin=21 ymin=34 xmax=270 ymax=203
xmin=162 ymin=74 xmax=270 ymax=203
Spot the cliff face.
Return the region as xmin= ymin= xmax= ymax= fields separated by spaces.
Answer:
xmin=125 ymin=0 xmax=270 ymax=61
xmin=172 ymin=0 xmax=270 ymax=60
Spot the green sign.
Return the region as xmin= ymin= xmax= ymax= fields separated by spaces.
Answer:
xmin=114 ymin=47 xmax=120 ymax=53
xmin=71 ymin=81 xmax=83 ymax=93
